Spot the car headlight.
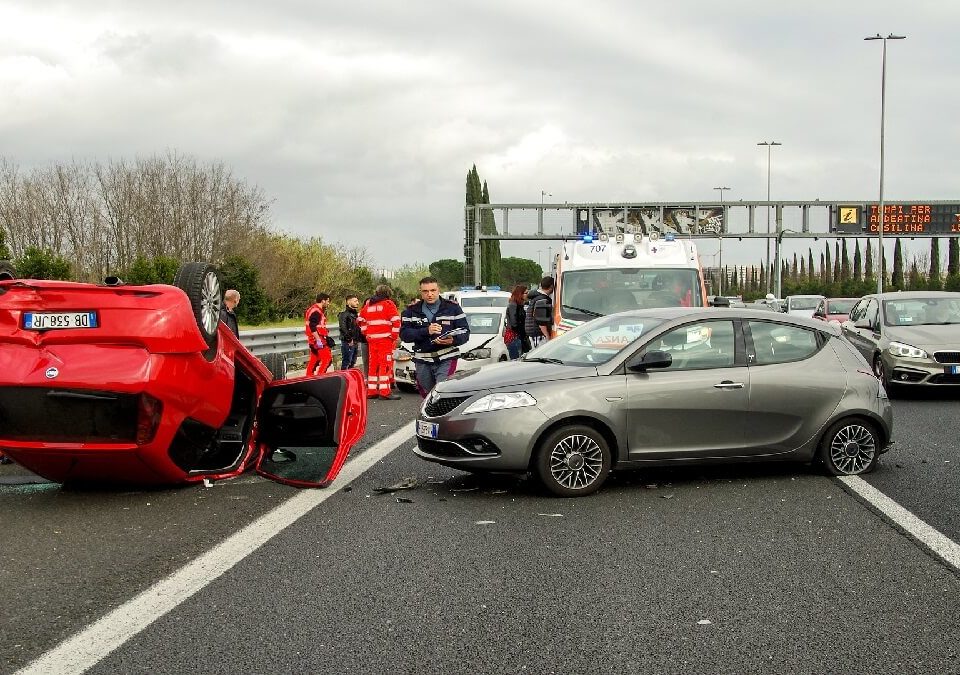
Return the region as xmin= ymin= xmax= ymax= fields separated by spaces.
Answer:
xmin=462 ymin=392 xmax=536 ymax=414
xmin=887 ymin=341 xmax=927 ymax=359
xmin=463 ymin=348 xmax=492 ymax=360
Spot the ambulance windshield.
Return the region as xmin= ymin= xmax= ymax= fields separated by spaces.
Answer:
xmin=559 ymin=268 xmax=702 ymax=321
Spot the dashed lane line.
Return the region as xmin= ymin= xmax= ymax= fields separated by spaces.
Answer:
xmin=840 ymin=475 xmax=960 ymax=572
xmin=17 ymin=422 xmax=416 ymax=675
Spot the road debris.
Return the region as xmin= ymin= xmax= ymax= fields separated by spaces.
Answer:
xmin=537 ymin=513 xmax=563 ymax=517
xmin=396 ymin=497 xmax=414 ymax=504
xmin=475 ymin=520 xmax=496 ymax=525
xmin=697 ymin=619 xmax=713 ymax=625
xmin=374 ymin=477 xmax=418 ymax=493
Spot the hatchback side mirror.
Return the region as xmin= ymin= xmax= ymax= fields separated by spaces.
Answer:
xmin=628 ymin=350 xmax=672 ymax=372
xmin=853 ymin=318 xmax=872 ymax=330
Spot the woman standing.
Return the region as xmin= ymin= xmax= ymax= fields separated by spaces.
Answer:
xmin=504 ymin=284 xmax=528 ymax=360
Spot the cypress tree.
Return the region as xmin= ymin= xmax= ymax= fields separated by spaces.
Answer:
xmin=833 ymin=241 xmax=841 ymax=282
xmin=479 ymin=180 xmax=502 ymax=286
xmin=840 ymin=239 xmax=851 ymax=281
xmin=800 ymin=256 xmax=806 ymax=281
xmin=807 ymin=248 xmax=815 ymax=283
xmin=948 ymin=237 xmax=959 ymax=276
xmin=864 ymin=242 xmax=874 ymax=280
xmin=929 ymin=238 xmax=942 ymax=290
xmin=820 ymin=253 xmax=825 ymax=282
xmin=791 ymin=253 xmax=799 ymax=283
xmin=824 ymin=243 xmax=832 ymax=284
xmin=891 ymin=239 xmax=905 ymax=290
xmin=853 ymin=241 xmax=862 ymax=281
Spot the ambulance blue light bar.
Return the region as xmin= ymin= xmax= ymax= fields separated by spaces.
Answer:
xmin=664 ymin=233 xmax=676 ymax=241
xmin=581 ymin=234 xmax=594 ymax=244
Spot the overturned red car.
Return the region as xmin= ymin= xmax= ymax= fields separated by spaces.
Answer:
xmin=0 ymin=263 xmax=367 ymax=487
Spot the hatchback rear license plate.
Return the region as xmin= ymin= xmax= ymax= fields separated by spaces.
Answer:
xmin=24 ymin=312 xmax=98 ymax=330
xmin=417 ymin=420 xmax=439 ymax=438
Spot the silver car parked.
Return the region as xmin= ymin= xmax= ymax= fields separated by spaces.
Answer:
xmin=415 ymin=308 xmax=893 ymax=497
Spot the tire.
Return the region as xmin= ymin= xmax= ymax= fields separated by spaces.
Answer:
xmin=0 ymin=260 xmax=15 ymax=281
xmin=173 ymin=263 xmax=222 ymax=352
xmin=872 ymin=354 xmax=891 ymax=388
xmin=535 ymin=424 xmax=612 ymax=497
xmin=259 ymin=352 xmax=287 ymax=380
xmin=818 ymin=418 xmax=880 ymax=476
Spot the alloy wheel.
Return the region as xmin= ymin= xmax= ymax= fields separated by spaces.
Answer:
xmin=201 ymin=271 xmax=222 ymax=335
xmin=828 ymin=423 xmax=876 ymax=475
xmin=549 ymin=433 xmax=604 ymax=490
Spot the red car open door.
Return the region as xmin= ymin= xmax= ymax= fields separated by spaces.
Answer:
xmin=254 ymin=369 xmax=367 ymax=488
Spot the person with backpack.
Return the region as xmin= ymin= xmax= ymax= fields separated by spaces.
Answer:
xmin=524 ymin=276 xmax=555 ymax=348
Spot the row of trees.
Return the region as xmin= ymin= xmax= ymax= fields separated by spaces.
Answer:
xmin=0 ymin=156 xmax=389 ymax=325
xmin=429 ymin=257 xmax=541 ymax=291
xmin=714 ymin=237 xmax=960 ymax=300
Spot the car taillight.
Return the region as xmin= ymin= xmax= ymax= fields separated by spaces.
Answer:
xmin=136 ymin=393 xmax=163 ymax=445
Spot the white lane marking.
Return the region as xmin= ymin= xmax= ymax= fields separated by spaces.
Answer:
xmin=17 ymin=423 xmax=416 ymax=675
xmin=839 ymin=475 xmax=960 ymax=572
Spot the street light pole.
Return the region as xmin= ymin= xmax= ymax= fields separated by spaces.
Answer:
xmin=713 ymin=186 xmax=731 ymax=295
xmin=757 ymin=141 xmax=781 ymax=294
xmin=865 ymin=33 xmax=906 ymax=294
xmin=541 ymin=190 xmax=551 ymax=206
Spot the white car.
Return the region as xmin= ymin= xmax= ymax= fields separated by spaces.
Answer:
xmin=444 ymin=288 xmax=511 ymax=308
xmin=784 ymin=294 xmax=826 ymax=318
xmin=394 ymin=305 xmax=510 ymax=391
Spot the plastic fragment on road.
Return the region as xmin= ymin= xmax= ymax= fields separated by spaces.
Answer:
xmin=202 ymin=478 xmax=213 ymax=488
xmin=451 ymin=486 xmax=479 ymax=493
xmin=697 ymin=619 xmax=712 ymax=625
xmin=396 ymin=497 xmax=413 ymax=503
xmin=537 ymin=513 xmax=563 ymax=517
xmin=475 ymin=520 xmax=495 ymax=525
xmin=374 ymin=477 xmax=418 ymax=493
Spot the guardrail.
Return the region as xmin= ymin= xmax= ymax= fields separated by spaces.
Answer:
xmin=239 ymin=326 xmax=345 ymax=370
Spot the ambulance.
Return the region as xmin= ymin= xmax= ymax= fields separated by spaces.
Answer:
xmin=551 ymin=231 xmax=708 ymax=337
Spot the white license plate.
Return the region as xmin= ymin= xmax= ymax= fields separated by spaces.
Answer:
xmin=416 ymin=420 xmax=439 ymax=438
xmin=24 ymin=311 xmax=98 ymax=330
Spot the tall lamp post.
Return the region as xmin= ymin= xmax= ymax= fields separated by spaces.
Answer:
xmin=757 ymin=141 xmax=781 ymax=294
xmin=865 ymin=33 xmax=906 ymax=294
xmin=713 ymin=186 xmax=731 ymax=295
xmin=541 ymin=190 xmax=551 ymax=205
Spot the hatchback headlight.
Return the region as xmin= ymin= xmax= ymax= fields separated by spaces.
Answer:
xmin=463 ymin=348 xmax=492 ymax=360
xmin=462 ymin=392 xmax=536 ymax=414
xmin=887 ymin=341 xmax=927 ymax=359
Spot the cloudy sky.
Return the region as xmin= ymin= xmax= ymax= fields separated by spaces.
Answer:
xmin=2 ymin=0 xmax=957 ymax=272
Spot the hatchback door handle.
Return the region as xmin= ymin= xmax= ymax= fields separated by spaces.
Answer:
xmin=713 ymin=381 xmax=744 ymax=389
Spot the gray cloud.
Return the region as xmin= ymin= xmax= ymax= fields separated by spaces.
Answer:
xmin=1 ymin=0 xmax=957 ymax=270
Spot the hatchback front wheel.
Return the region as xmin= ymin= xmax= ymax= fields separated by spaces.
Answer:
xmin=535 ymin=425 xmax=611 ymax=497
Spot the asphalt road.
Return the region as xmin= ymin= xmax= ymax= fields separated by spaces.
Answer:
xmin=3 ymin=390 xmax=960 ymax=674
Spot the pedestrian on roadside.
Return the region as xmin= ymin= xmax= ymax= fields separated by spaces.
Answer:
xmin=504 ymin=284 xmax=527 ymax=359
xmin=220 ymin=289 xmax=240 ymax=337
xmin=400 ymin=276 xmax=470 ymax=397
xmin=524 ymin=276 xmax=555 ymax=348
xmin=304 ymin=292 xmax=334 ymax=376
xmin=358 ymin=285 xmax=401 ymax=400
xmin=338 ymin=294 xmax=361 ymax=369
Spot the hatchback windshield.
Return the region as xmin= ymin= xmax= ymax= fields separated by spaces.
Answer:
xmin=465 ymin=312 xmax=502 ymax=334
xmin=522 ymin=314 xmax=667 ymax=366
xmin=559 ymin=268 xmax=702 ymax=321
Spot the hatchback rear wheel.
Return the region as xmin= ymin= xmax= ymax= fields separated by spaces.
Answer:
xmin=818 ymin=418 xmax=880 ymax=476
xmin=535 ymin=425 xmax=611 ymax=497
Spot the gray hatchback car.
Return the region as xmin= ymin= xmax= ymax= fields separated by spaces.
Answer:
xmin=415 ymin=308 xmax=893 ymax=497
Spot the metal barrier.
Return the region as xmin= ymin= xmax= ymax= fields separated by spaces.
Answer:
xmin=240 ymin=326 xmax=344 ymax=370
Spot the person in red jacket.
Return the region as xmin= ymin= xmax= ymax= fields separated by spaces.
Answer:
xmin=358 ymin=285 xmax=401 ymax=400
xmin=304 ymin=292 xmax=333 ymax=376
